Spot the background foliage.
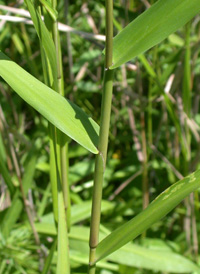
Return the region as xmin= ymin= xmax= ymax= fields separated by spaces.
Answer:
xmin=1 ymin=0 xmax=200 ymax=273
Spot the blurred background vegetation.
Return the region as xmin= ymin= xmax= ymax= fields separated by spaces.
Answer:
xmin=1 ymin=0 xmax=200 ymax=273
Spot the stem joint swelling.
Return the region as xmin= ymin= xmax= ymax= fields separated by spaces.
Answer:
xmin=89 ymin=247 xmax=96 ymax=266
xmin=99 ymin=150 xmax=106 ymax=173
xmin=105 ymin=62 xmax=114 ymax=70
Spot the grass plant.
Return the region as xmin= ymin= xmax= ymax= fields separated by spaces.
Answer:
xmin=0 ymin=0 xmax=200 ymax=273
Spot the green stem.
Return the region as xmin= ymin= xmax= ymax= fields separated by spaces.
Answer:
xmin=52 ymin=2 xmax=71 ymax=227
xmin=60 ymin=135 xmax=71 ymax=230
xmin=37 ymin=2 xmax=59 ymax=224
xmin=51 ymin=0 xmax=71 ymax=272
xmin=38 ymin=1 xmax=71 ymax=271
xmin=88 ymin=0 xmax=113 ymax=273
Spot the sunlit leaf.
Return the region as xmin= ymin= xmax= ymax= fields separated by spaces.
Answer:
xmin=0 ymin=52 xmax=99 ymax=154
xmin=95 ymin=169 xmax=200 ymax=262
xmin=111 ymin=0 xmax=200 ymax=69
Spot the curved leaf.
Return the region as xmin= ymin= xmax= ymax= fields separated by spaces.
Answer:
xmin=95 ymin=169 xmax=200 ymax=263
xmin=0 ymin=52 xmax=99 ymax=154
xmin=111 ymin=0 xmax=200 ymax=69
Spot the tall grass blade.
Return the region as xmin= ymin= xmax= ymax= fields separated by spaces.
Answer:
xmin=0 ymin=52 xmax=99 ymax=154
xmin=94 ymin=169 xmax=200 ymax=263
xmin=111 ymin=0 xmax=200 ymax=69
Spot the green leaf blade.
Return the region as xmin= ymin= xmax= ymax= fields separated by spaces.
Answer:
xmin=111 ymin=0 xmax=200 ymax=69
xmin=95 ymin=169 xmax=200 ymax=262
xmin=0 ymin=52 xmax=99 ymax=154
xmin=108 ymin=243 xmax=200 ymax=273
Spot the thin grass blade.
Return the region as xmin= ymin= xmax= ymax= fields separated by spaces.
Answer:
xmin=24 ymin=0 xmax=57 ymax=81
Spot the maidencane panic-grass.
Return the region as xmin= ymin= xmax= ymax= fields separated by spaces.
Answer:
xmin=88 ymin=0 xmax=113 ymax=273
xmin=1 ymin=1 xmax=200 ymax=273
